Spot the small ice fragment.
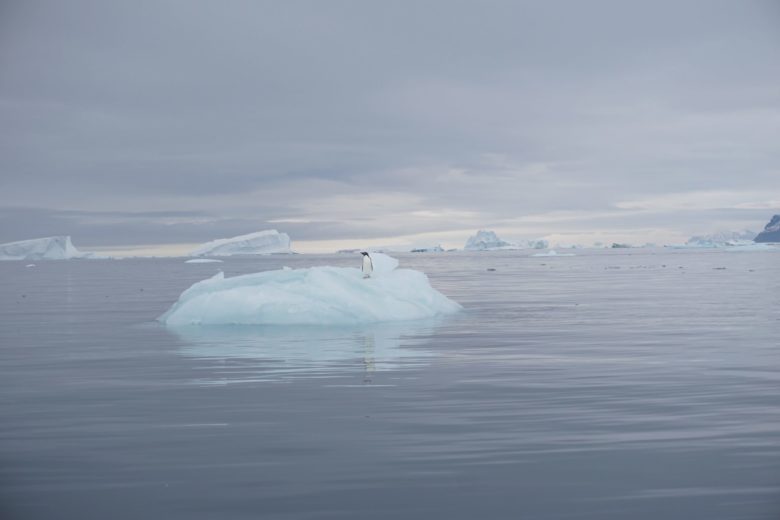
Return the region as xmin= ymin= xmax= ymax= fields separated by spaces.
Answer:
xmin=185 ymin=258 xmax=223 ymax=264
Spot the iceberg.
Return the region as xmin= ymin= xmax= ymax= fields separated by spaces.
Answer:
xmin=160 ymin=253 xmax=461 ymax=326
xmin=463 ymin=231 xmax=549 ymax=251
xmin=754 ymin=215 xmax=780 ymax=243
xmin=190 ymin=230 xmax=292 ymax=257
xmin=410 ymin=245 xmax=444 ymax=253
xmin=0 ymin=236 xmax=94 ymax=261
xmin=464 ymin=230 xmax=518 ymax=251
xmin=524 ymin=239 xmax=549 ymax=250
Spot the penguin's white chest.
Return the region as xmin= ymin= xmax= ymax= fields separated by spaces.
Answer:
xmin=362 ymin=255 xmax=373 ymax=277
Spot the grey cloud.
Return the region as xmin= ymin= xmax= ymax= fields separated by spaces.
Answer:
xmin=1 ymin=0 xmax=778 ymax=247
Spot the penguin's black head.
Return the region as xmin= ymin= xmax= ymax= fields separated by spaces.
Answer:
xmin=360 ymin=252 xmax=369 ymax=256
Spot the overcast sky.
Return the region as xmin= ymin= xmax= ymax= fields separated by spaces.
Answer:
xmin=1 ymin=0 xmax=779 ymax=253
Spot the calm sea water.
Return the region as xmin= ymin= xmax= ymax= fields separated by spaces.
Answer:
xmin=1 ymin=249 xmax=778 ymax=519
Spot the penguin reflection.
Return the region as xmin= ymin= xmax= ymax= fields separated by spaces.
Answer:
xmin=362 ymin=332 xmax=376 ymax=384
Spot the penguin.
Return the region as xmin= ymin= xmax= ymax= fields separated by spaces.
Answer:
xmin=361 ymin=252 xmax=373 ymax=278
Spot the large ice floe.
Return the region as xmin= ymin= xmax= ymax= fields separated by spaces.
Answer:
xmin=190 ymin=230 xmax=292 ymax=257
xmin=0 ymin=236 xmax=99 ymax=261
xmin=160 ymin=253 xmax=461 ymax=326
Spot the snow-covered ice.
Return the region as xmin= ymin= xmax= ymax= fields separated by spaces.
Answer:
xmin=0 ymin=236 xmax=96 ymax=261
xmin=185 ymin=258 xmax=224 ymax=264
xmin=160 ymin=253 xmax=461 ymax=325
xmin=365 ymin=252 xmax=398 ymax=274
xmin=190 ymin=230 xmax=292 ymax=256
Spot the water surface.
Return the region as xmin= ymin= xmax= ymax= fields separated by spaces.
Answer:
xmin=1 ymin=249 xmax=778 ymax=519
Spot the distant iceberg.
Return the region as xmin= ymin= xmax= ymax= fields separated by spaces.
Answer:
xmin=464 ymin=230 xmax=518 ymax=251
xmin=463 ymin=231 xmax=549 ymax=251
xmin=160 ymin=253 xmax=461 ymax=326
xmin=410 ymin=245 xmax=444 ymax=253
xmin=190 ymin=230 xmax=292 ymax=256
xmin=524 ymin=239 xmax=549 ymax=250
xmin=0 ymin=236 xmax=98 ymax=261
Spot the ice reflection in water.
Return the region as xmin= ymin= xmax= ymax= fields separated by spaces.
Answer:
xmin=169 ymin=319 xmax=445 ymax=384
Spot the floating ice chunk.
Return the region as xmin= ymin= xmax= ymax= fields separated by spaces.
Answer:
xmin=160 ymin=259 xmax=461 ymax=326
xmin=724 ymin=243 xmax=778 ymax=252
xmin=190 ymin=230 xmax=292 ymax=256
xmin=185 ymin=258 xmax=224 ymax=264
xmin=410 ymin=245 xmax=444 ymax=253
xmin=532 ymin=250 xmax=575 ymax=257
xmin=0 ymin=236 xmax=96 ymax=261
xmin=25 ymin=264 xmax=36 ymax=268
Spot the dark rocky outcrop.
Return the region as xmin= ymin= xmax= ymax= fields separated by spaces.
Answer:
xmin=754 ymin=215 xmax=780 ymax=243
